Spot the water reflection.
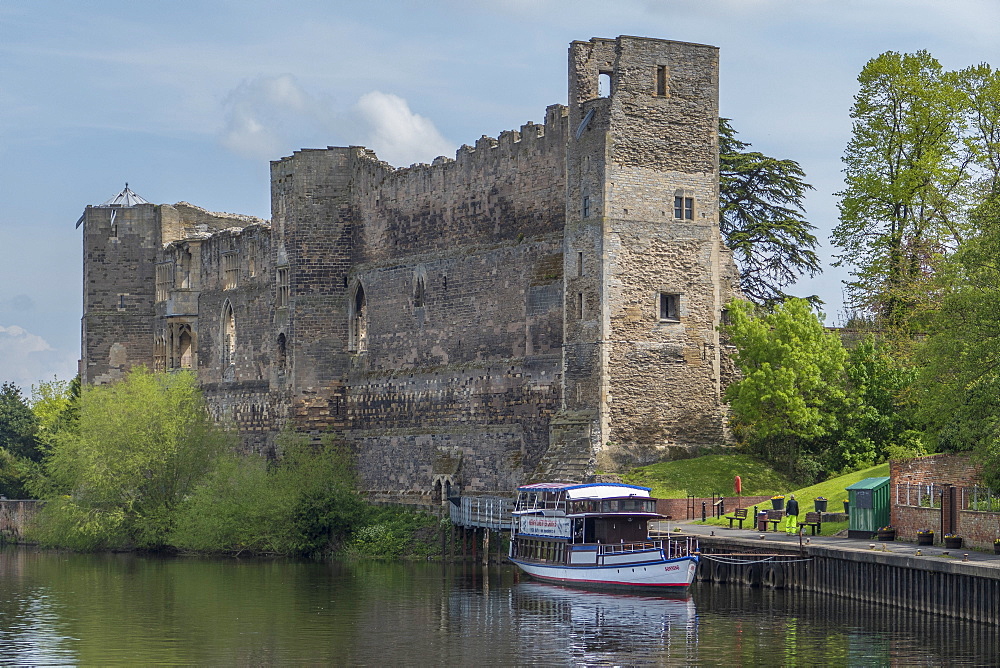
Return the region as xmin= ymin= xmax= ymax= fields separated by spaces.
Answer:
xmin=0 ymin=548 xmax=995 ymax=665
xmin=510 ymin=583 xmax=697 ymax=664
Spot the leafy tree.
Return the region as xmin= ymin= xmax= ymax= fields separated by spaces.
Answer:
xmin=912 ymin=195 xmax=1000 ymax=486
xmin=30 ymin=376 xmax=79 ymax=451
xmin=833 ymin=50 xmax=969 ymax=331
xmin=0 ymin=381 xmax=40 ymax=463
xmin=723 ymin=299 xmax=849 ymax=482
xmin=956 ymin=63 xmax=1000 ymax=198
xmin=839 ymin=335 xmax=923 ymax=468
xmin=35 ymin=368 xmax=234 ymax=550
xmin=719 ymin=118 xmax=821 ymax=306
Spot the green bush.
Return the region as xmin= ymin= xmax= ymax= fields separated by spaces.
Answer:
xmin=341 ymin=505 xmax=442 ymax=560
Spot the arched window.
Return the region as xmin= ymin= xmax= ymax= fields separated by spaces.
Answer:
xmin=178 ymin=326 xmax=194 ymax=369
xmin=223 ymin=302 xmax=236 ymax=367
xmin=351 ymin=284 xmax=367 ymax=352
xmin=277 ymin=333 xmax=287 ymax=370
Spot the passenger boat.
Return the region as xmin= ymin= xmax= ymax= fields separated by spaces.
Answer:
xmin=508 ymin=482 xmax=699 ymax=591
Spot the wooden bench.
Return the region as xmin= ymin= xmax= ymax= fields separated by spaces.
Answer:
xmin=726 ymin=507 xmax=749 ymax=529
xmin=798 ymin=511 xmax=822 ymax=535
xmin=766 ymin=510 xmax=785 ymax=531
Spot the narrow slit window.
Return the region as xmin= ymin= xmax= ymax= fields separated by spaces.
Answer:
xmin=659 ymin=293 xmax=680 ymax=321
xmin=276 ymin=267 xmax=289 ymax=308
xmin=656 ymin=65 xmax=668 ymax=97
xmin=577 ymin=293 xmax=584 ymax=320
xmin=577 ymin=252 xmax=584 ymax=277
xmin=582 ymin=196 xmax=591 ymax=218
xmin=414 ymin=277 xmax=425 ymax=308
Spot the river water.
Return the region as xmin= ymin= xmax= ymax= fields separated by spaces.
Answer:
xmin=0 ymin=547 xmax=994 ymax=666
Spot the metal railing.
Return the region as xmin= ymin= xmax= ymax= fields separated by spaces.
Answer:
xmin=961 ymin=486 xmax=1000 ymax=513
xmin=449 ymin=495 xmax=514 ymax=530
xmin=599 ymin=541 xmax=662 ymax=555
xmin=895 ymin=483 xmax=943 ymax=508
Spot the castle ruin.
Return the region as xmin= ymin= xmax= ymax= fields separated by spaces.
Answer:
xmin=79 ymin=36 xmax=742 ymax=503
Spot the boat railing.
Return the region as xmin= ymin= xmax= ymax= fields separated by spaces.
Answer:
xmin=596 ymin=537 xmax=698 ymax=559
xmin=599 ymin=541 xmax=663 ymax=555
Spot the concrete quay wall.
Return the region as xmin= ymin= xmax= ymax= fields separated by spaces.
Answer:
xmin=695 ymin=533 xmax=1000 ymax=624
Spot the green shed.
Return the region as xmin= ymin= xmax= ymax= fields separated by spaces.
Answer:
xmin=845 ymin=477 xmax=891 ymax=538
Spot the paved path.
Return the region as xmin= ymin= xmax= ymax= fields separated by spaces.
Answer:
xmin=657 ymin=520 xmax=1000 ymax=567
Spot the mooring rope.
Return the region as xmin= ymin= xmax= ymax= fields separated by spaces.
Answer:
xmin=699 ymin=555 xmax=813 ymax=565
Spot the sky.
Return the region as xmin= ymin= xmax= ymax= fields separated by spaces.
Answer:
xmin=2 ymin=0 xmax=999 ymax=392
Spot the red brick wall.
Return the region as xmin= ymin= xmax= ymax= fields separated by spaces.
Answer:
xmin=656 ymin=495 xmax=771 ymax=520
xmin=890 ymin=453 xmax=983 ymax=487
xmin=891 ymin=453 xmax=1000 ymax=549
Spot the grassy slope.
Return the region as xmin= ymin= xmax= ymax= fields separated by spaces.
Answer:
xmin=695 ymin=462 xmax=891 ymax=534
xmin=621 ymin=454 xmax=795 ymax=498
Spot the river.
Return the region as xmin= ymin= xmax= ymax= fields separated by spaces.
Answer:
xmin=0 ymin=547 xmax=993 ymax=665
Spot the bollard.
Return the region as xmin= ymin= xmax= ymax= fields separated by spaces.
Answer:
xmin=702 ymin=501 xmax=706 ymax=522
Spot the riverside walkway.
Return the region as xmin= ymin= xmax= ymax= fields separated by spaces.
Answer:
xmin=668 ymin=520 xmax=1000 ymax=566
xmin=659 ymin=520 xmax=1000 ymax=623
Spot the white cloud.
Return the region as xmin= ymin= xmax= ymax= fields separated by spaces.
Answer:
xmin=219 ymin=74 xmax=337 ymax=160
xmin=355 ymin=91 xmax=454 ymax=167
xmin=219 ymin=76 xmax=455 ymax=167
xmin=0 ymin=325 xmax=77 ymax=392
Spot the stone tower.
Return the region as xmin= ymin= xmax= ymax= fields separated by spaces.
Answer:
xmin=79 ymin=185 xmax=159 ymax=385
xmin=553 ymin=36 xmax=740 ymax=474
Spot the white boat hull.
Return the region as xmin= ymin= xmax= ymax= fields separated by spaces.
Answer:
xmin=510 ymin=555 xmax=698 ymax=590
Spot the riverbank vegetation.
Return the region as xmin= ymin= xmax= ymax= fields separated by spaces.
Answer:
xmin=22 ymin=368 xmax=441 ymax=558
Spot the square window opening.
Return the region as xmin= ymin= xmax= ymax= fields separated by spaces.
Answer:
xmin=659 ymin=293 xmax=680 ymax=321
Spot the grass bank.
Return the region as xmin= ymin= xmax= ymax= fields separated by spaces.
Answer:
xmin=621 ymin=454 xmax=795 ymax=498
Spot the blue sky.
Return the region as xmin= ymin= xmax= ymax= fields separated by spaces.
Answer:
xmin=2 ymin=0 xmax=999 ymax=391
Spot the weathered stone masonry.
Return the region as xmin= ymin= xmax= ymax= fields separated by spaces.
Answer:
xmin=79 ymin=36 xmax=742 ymax=504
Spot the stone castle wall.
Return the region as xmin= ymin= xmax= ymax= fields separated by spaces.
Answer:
xmin=80 ymin=36 xmax=743 ymax=503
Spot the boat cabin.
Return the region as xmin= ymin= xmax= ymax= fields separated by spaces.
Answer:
xmin=511 ymin=483 xmax=667 ymax=563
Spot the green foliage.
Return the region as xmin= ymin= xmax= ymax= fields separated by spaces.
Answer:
xmin=837 ymin=336 xmax=924 ymax=471
xmin=341 ymin=506 xmax=442 ymax=560
xmin=913 ymin=195 xmax=1000 ymax=488
xmin=621 ymin=454 xmax=794 ymax=498
xmin=35 ymin=368 xmax=234 ymax=550
xmin=0 ymin=381 xmax=40 ymax=463
xmin=31 ymin=376 xmax=79 ymax=451
xmin=724 ymin=299 xmax=850 ymax=482
xmin=170 ymin=431 xmax=367 ymax=557
xmin=168 ymin=453 xmax=295 ymax=554
xmin=723 ymin=300 xmax=919 ymax=482
xmin=0 ymin=380 xmax=44 ymax=498
xmin=833 ymin=50 xmax=980 ymax=332
xmin=719 ymin=118 xmax=821 ymax=306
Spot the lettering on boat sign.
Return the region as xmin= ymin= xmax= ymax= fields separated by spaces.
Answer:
xmin=520 ymin=516 xmax=572 ymax=538
xmin=665 ymin=565 xmax=680 ymax=571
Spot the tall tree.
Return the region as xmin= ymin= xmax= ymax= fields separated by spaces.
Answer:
xmin=719 ymin=119 xmax=821 ymax=306
xmin=956 ymin=63 xmax=1000 ymax=198
xmin=833 ymin=50 xmax=969 ymax=331
xmin=913 ymin=195 xmax=1000 ymax=488
xmin=0 ymin=382 xmax=40 ymax=463
xmin=723 ymin=299 xmax=849 ymax=482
